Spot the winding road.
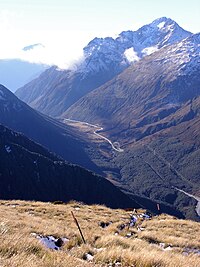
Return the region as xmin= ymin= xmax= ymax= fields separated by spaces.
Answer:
xmin=64 ymin=119 xmax=200 ymax=217
xmin=64 ymin=118 xmax=124 ymax=152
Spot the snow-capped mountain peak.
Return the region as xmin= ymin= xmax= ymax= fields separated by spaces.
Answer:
xmin=163 ymin=33 xmax=200 ymax=75
xmin=15 ymin=18 xmax=196 ymax=119
xmin=79 ymin=17 xmax=192 ymax=75
xmin=150 ymin=17 xmax=174 ymax=28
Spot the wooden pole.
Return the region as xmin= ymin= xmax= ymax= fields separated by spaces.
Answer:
xmin=71 ymin=211 xmax=86 ymax=244
xmin=157 ymin=203 xmax=160 ymax=212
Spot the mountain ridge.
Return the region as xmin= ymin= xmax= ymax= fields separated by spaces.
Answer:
xmin=0 ymin=84 xmax=100 ymax=171
xmin=63 ymin=33 xmax=200 ymax=221
xmin=16 ymin=17 xmax=192 ymax=117
xmin=7 ymin=18 xmax=200 ymax=220
xmin=65 ymin=33 xmax=200 ymax=132
xmin=1 ymin=122 xmax=186 ymax=218
xmin=0 ymin=59 xmax=47 ymax=92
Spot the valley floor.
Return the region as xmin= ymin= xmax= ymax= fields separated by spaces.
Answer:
xmin=63 ymin=118 xmax=121 ymax=152
xmin=0 ymin=200 xmax=200 ymax=267
xmin=63 ymin=118 xmax=200 ymax=221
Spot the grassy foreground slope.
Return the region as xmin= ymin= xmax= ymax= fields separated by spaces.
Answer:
xmin=0 ymin=200 xmax=199 ymax=267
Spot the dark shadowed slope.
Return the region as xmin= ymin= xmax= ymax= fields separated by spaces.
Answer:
xmin=0 ymin=84 xmax=98 ymax=171
xmin=0 ymin=124 xmax=141 ymax=208
xmin=0 ymin=124 xmax=184 ymax=217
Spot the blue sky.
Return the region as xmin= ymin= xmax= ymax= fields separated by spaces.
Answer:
xmin=0 ymin=0 xmax=199 ymax=67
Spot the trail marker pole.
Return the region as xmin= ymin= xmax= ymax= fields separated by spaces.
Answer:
xmin=71 ymin=211 xmax=86 ymax=244
xmin=157 ymin=203 xmax=160 ymax=212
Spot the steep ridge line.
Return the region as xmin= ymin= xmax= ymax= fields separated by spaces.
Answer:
xmin=64 ymin=118 xmax=124 ymax=152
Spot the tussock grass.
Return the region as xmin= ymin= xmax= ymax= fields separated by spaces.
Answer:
xmin=140 ymin=218 xmax=200 ymax=248
xmin=0 ymin=200 xmax=199 ymax=267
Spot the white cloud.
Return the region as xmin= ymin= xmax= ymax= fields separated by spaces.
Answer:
xmin=0 ymin=9 xmax=17 ymax=30
xmin=0 ymin=33 xmax=86 ymax=69
xmin=0 ymin=10 xmax=87 ymax=69
xmin=124 ymin=47 xmax=140 ymax=63
xmin=18 ymin=41 xmax=85 ymax=69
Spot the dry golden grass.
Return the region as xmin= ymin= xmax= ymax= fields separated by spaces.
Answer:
xmin=0 ymin=200 xmax=199 ymax=267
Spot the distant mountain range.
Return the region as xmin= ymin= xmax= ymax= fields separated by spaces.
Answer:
xmin=0 ymin=59 xmax=47 ymax=92
xmin=66 ymin=33 xmax=200 ymax=132
xmin=16 ymin=17 xmax=191 ymax=117
xmin=5 ymin=17 xmax=200 ymax=220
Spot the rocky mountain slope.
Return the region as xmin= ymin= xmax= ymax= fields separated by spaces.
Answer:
xmin=16 ymin=17 xmax=191 ymax=117
xmin=66 ymin=33 xmax=200 ymax=129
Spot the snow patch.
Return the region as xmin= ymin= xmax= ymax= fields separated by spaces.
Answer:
xmin=124 ymin=47 xmax=140 ymax=63
xmin=5 ymin=145 xmax=11 ymax=153
xmin=31 ymin=233 xmax=69 ymax=250
xmin=157 ymin=22 xmax=165 ymax=29
xmin=142 ymin=46 xmax=158 ymax=56
xmin=83 ymin=253 xmax=94 ymax=261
